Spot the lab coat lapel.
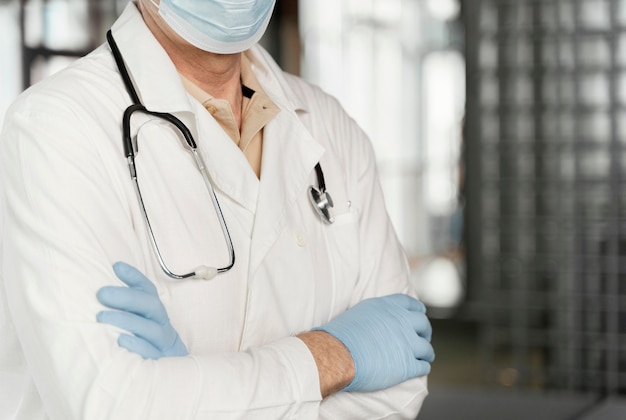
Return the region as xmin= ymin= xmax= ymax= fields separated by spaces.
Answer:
xmin=249 ymin=109 xmax=324 ymax=275
xmin=194 ymin=106 xmax=260 ymax=212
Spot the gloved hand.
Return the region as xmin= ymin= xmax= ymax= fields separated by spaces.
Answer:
xmin=313 ymin=294 xmax=434 ymax=392
xmin=96 ymin=262 xmax=188 ymax=359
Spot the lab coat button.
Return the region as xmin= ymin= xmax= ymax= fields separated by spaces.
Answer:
xmin=295 ymin=231 xmax=307 ymax=247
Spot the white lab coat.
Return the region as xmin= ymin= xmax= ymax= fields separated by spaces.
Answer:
xmin=0 ymin=3 xmax=427 ymax=419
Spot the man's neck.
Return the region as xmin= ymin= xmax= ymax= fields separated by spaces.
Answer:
xmin=138 ymin=0 xmax=244 ymax=125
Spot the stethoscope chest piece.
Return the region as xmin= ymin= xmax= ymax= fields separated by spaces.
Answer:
xmin=309 ymin=186 xmax=335 ymax=224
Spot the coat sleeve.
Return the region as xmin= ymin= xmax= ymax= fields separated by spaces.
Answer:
xmin=0 ymin=90 xmax=323 ymax=419
xmin=298 ymin=81 xmax=430 ymax=419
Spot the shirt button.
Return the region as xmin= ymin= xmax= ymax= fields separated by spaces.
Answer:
xmin=206 ymin=104 xmax=217 ymax=114
xmin=295 ymin=231 xmax=307 ymax=247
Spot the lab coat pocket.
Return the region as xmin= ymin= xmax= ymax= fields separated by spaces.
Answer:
xmin=324 ymin=209 xmax=361 ymax=318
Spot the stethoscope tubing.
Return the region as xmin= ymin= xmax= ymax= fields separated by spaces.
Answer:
xmin=107 ymin=30 xmax=235 ymax=280
xmin=106 ymin=28 xmax=334 ymax=279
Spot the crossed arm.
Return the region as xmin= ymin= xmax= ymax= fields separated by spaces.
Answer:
xmin=97 ymin=262 xmax=434 ymax=399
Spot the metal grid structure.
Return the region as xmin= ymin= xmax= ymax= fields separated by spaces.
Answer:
xmin=464 ymin=0 xmax=626 ymax=394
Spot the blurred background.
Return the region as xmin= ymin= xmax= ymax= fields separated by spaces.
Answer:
xmin=3 ymin=0 xmax=626 ymax=418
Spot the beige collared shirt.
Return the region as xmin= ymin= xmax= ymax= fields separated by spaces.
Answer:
xmin=180 ymin=53 xmax=280 ymax=178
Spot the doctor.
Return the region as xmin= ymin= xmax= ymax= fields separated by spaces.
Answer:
xmin=0 ymin=0 xmax=434 ymax=419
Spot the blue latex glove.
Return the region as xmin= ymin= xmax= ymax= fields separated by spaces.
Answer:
xmin=313 ymin=294 xmax=434 ymax=392
xmin=96 ymin=262 xmax=188 ymax=359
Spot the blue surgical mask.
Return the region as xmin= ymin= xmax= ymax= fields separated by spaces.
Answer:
xmin=156 ymin=0 xmax=276 ymax=54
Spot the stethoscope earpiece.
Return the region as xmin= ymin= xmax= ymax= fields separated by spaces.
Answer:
xmin=309 ymin=185 xmax=334 ymax=224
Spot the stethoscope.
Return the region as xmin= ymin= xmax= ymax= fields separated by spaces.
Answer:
xmin=106 ymin=30 xmax=334 ymax=281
